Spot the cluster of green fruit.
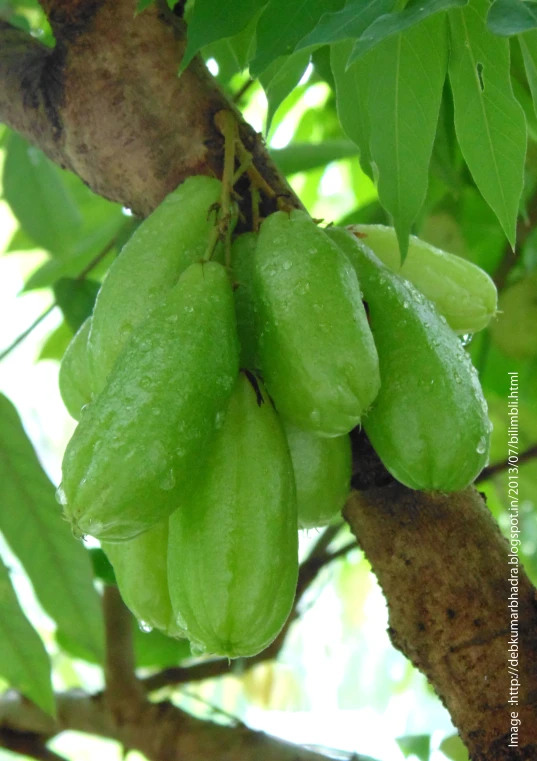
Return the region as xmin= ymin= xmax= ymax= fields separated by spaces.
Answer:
xmin=58 ymin=176 xmax=496 ymax=658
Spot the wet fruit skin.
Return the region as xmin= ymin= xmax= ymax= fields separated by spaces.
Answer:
xmin=61 ymin=261 xmax=239 ymax=542
xmin=284 ymin=422 xmax=351 ymax=529
xmin=88 ymin=176 xmax=224 ymax=392
xmin=167 ymin=372 xmax=298 ymax=658
xmin=347 ymin=224 xmax=498 ymax=335
xmin=59 ymin=317 xmax=93 ymax=421
xmin=102 ymin=521 xmax=181 ymax=636
xmin=328 ymin=227 xmax=491 ymax=492
xmin=253 ymin=210 xmax=380 ymax=437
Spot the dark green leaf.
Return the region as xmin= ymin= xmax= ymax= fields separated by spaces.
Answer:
xmin=53 ymin=278 xmax=100 ymax=333
xmin=331 ymin=40 xmax=374 ymax=175
xmin=182 ymin=0 xmax=266 ymax=71
xmin=251 ymin=0 xmax=344 ymax=75
xmin=270 ymin=139 xmax=358 ymax=175
xmin=38 ymin=321 xmax=73 ymax=362
xmin=295 ymin=0 xmax=394 ymax=51
xmin=368 ymin=13 xmax=448 ymax=258
xmin=349 ymin=0 xmax=468 ymax=63
xmin=520 ymin=31 xmax=537 ymax=116
xmin=397 ymin=734 xmax=431 ymax=761
xmin=0 ymin=394 xmax=105 ymax=663
xmin=89 ymin=548 xmax=116 ymax=585
xmin=311 ymin=46 xmax=336 ymax=88
xmin=3 ymin=133 xmax=82 ymax=255
xmin=0 ymin=559 xmax=54 ymax=715
xmin=448 ymin=0 xmax=527 ymax=247
xmin=135 ymin=0 xmax=155 ymax=13
xmin=487 ymin=0 xmax=537 ymax=35
xmin=259 ymin=51 xmax=311 ymax=131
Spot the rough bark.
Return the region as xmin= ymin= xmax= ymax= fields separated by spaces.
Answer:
xmin=0 ymin=0 xmax=298 ymax=217
xmin=345 ymin=486 xmax=537 ymax=761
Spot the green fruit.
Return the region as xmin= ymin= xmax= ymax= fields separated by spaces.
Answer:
xmin=348 ymin=224 xmax=497 ymax=334
xmin=103 ymin=521 xmax=180 ymax=637
xmin=61 ymin=261 xmax=239 ymax=541
xmin=168 ymin=372 xmax=298 ymax=658
xmin=284 ymin=422 xmax=351 ymax=529
xmin=489 ymin=273 xmax=537 ymax=359
xmin=232 ymin=232 xmax=258 ymax=369
xmin=59 ymin=318 xmax=93 ymax=421
xmin=254 ymin=210 xmax=380 ymax=436
xmin=89 ymin=176 xmax=224 ymax=391
xmin=328 ymin=227 xmax=491 ymax=492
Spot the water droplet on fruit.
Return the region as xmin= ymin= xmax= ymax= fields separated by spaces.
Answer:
xmin=167 ymin=314 xmax=178 ymax=323
xmin=403 ymin=301 xmax=409 ymax=309
xmin=310 ymin=409 xmax=321 ymax=426
xmin=184 ymin=306 xmax=194 ymax=313
xmin=282 ymin=261 xmax=292 ymax=271
xmin=140 ymin=375 xmax=152 ymax=390
xmin=138 ymin=620 xmax=153 ymax=633
xmin=120 ymin=322 xmax=133 ymax=337
xmin=439 ymin=315 xmax=448 ymax=325
xmin=190 ymin=641 xmax=207 ymax=657
xmin=159 ymin=469 xmax=176 ymax=491
xmin=55 ymin=485 xmax=67 ymax=506
xmin=476 ymin=436 xmax=487 ymax=454
xmin=460 ymin=333 xmax=473 ymax=347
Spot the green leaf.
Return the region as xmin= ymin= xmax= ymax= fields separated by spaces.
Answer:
xmin=331 ymin=40 xmax=374 ymax=175
xmin=0 ymin=394 xmax=105 ymax=662
xmin=135 ymin=0 xmax=155 ymax=13
xmin=182 ymin=0 xmax=267 ymax=72
xmin=270 ymin=139 xmax=359 ymax=175
xmin=0 ymin=559 xmax=54 ymax=715
xmin=487 ymin=0 xmax=537 ymax=35
xmin=440 ymin=733 xmax=470 ymax=761
xmin=2 ymin=133 xmax=82 ymax=255
xmin=368 ymin=14 xmax=448 ymax=258
xmin=259 ymin=50 xmax=311 ymax=131
xmin=53 ymin=278 xmax=100 ymax=333
xmin=520 ymin=31 xmax=537 ymax=116
xmin=448 ymin=0 xmax=527 ymax=247
xmin=295 ymin=0 xmax=394 ymax=50
xmin=397 ymin=734 xmax=431 ymax=761
xmin=251 ymin=0 xmax=344 ymax=75
xmin=38 ymin=321 xmax=74 ymax=362
xmin=349 ymin=0 xmax=468 ymax=63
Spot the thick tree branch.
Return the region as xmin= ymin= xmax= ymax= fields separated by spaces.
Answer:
xmin=0 ymin=690 xmax=333 ymax=761
xmin=344 ymin=486 xmax=537 ymax=761
xmin=103 ymin=586 xmax=144 ymax=724
xmin=0 ymin=2 xmax=299 ymax=218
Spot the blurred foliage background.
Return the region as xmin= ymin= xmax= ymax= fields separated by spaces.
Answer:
xmin=1 ymin=0 xmax=537 ymax=759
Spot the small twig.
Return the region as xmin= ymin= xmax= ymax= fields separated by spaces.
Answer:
xmin=0 ymin=729 xmax=67 ymax=761
xmin=0 ymin=227 xmax=125 ymax=363
xmin=178 ymin=688 xmax=243 ymax=726
xmin=476 ymin=443 xmax=537 ymax=484
xmin=0 ymin=304 xmax=56 ymax=362
xmin=232 ymin=77 xmax=255 ymax=104
xmin=103 ymin=587 xmax=144 ymax=723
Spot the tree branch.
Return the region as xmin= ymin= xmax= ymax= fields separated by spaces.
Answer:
xmin=103 ymin=586 xmax=144 ymax=724
xmin=0 ymin=690 xmax=334 ymax=761
xmin=476 ymin=443 xmax=537 ymax=484
xmin=344 ymin=486 xmax=537 ymax=761
xmin=0 ymin=2 xmax=300 ymax=218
